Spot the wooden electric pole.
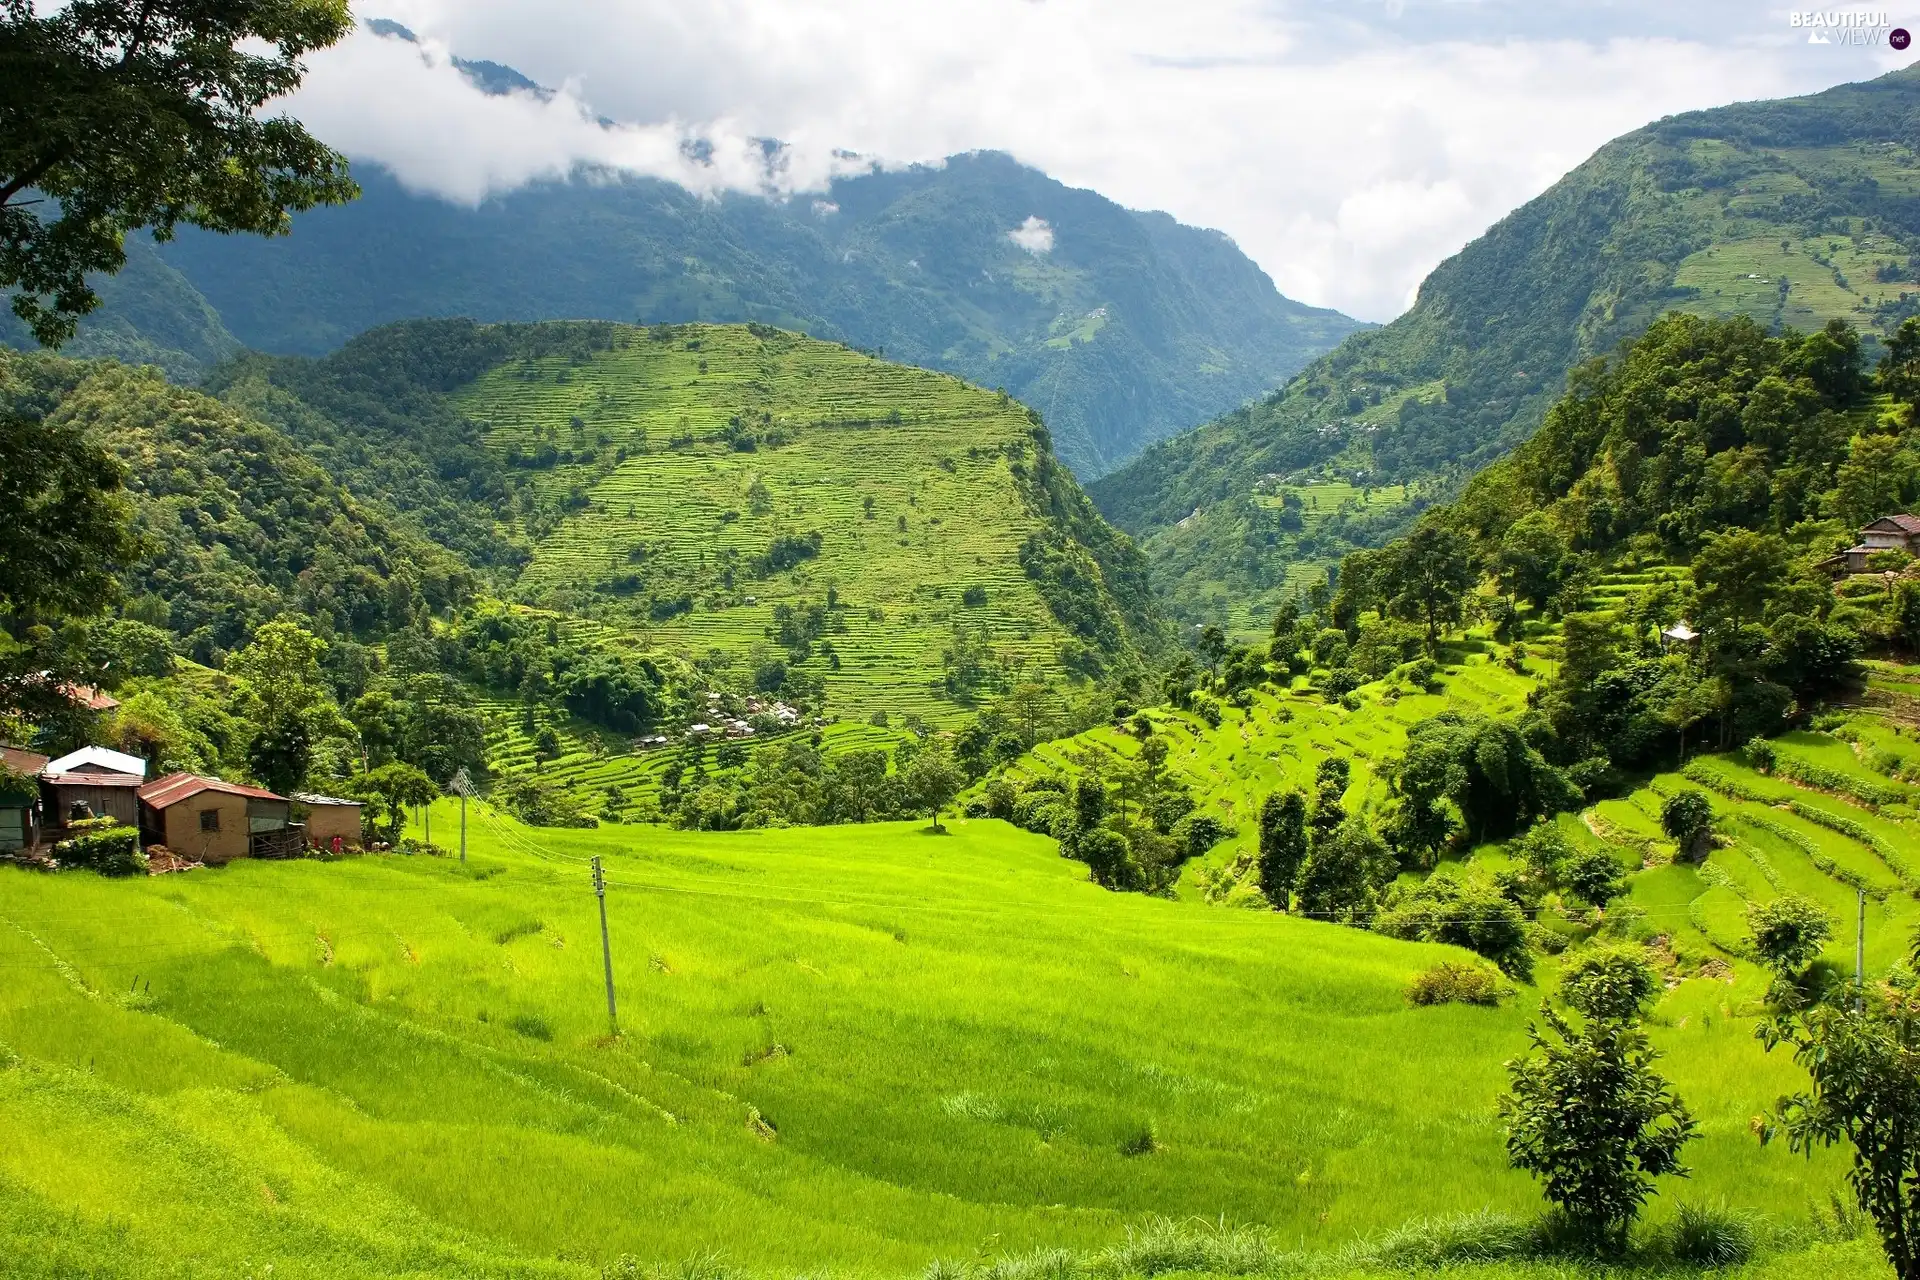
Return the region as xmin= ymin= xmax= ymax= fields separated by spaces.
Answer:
xmin=593 ymin=855 xmax=618 ymax=1036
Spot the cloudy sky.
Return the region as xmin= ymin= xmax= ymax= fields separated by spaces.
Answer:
xmin=286 ymin=2 xmax=1915 ymax=322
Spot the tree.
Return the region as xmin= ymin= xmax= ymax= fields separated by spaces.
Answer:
xmin=1295 ymin=816 xmax=1392 ymax=922
xmin=1691 ymin=530 xmax=1788 ymax=634
xmin=1256 ymin=790 xmax=1307 ymax=909
xmin=349 ymin=762 xmax=436 ymax=844
xmin=1879 ymin=316 xmax=1920 ymax=407
xmin=1562 ymin=849 xmax=1628 ymax=908
xmin=0 ymin=403 xmax=140 ymax=729
xmin=1660 ymin=790 xmax=1713 ymax=862
xmin=1761 ymin=978 xmax=1920 ymax=1280
xmin=227 ymin=620 xmax=335 ymax=795
xmin=1747 ymin=895 xmax=1834 ymax=985
xmin=1495 ymin=511 xmax=1568 ymax=609
xmin=1836 ymin=434 xmax=1911 ymax=531
xmin=1197 ymin=624 xmax=1227 ymax=680
xmin=1381 ymin=523 xmax=1477 ymax=646
xmin=1078 ymin=826 xmax=1138 ymax=890
xmin=2 ymin=0 xmax=359 ymax=345
xmin=903 ymin=741 xmax=962 ymax=833
xmin=1072 ymin=772 xmax=1108 ymax=831
xmin=1500 ymin=946 xmax=1696 ymax=1251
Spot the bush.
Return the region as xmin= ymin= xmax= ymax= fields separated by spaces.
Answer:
xmin=53 ymin=825 xmax=147 ymax=876
xmin=960 ymin=585 xmax=989 ymax=607
xmin=1745 ymin=736 xmax=1777 ymax=774
xmin=1746 ymin=894 xmax=1834 ymax=978
xmin=1322 ymin=666 xmax=1363 ymax=699
xmin=1660 ymin=1201 xmax=1758 ymax=1267
xmin=1170 ymin=812 xmax=1233 ymax=861
xmin=1408 ymin=961 xmax=1509 ymax=1007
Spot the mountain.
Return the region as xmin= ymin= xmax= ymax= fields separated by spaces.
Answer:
xmin=8 ymin=44 xmax=1365 ymax=480
xmin=1090 ymin=62 xmax=1920 ymax=628
xmin=214 ymin=318 xmax=1169 ymax=724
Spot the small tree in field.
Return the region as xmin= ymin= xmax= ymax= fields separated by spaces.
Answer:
xmin=1761 ymin=977 xmax=1920 ymax=1280
xmin=1748 ymin=894 xmax=1834 ymax=995
xmin=350 ymin=762 xmax=437 ymax=844
xmin=904 ymin=742 xmax=962 ymax=833
xmin=1257 ymin=790 xmax=1307 ymax=909
xmin=1500 ymin=946 xmax=1696 ymax=1252
xmin=1660 ymin=790 xmax=1714 ymax=862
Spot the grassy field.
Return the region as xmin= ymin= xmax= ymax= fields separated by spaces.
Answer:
xmin=453 ymin=324 xmax=1127 ymax=726
xmin=0 ymin=799 xmax=1888 ymax=1278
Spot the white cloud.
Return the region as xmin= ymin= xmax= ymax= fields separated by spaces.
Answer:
xmin=1008 ymin=215 xmax=1054 ymax=256
xmin=283 ymin=2 xmax=1910 ymax=321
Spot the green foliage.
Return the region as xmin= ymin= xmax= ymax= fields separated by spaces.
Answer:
xmin=1747 ymin=894 xmax=1836 ymax=979
xmin=1 ymin=0 xmax=357 ymax=345
xmin=1662 ymin=790 xmax=1716 ymax=860
xmin=1406 ymin=961 xmax=1510 ymax=1007
xmin=228 ymin=620 xmax=338 ymax=795
xmin=1376 ymin=874 xmax=1533 ymax=979
xmin=349 ymin=762 xmax=438 ymax=843
xmin=1761 ymin=978 xmax=1920 ymax=1280
xmin=1095 ymin=67 xmax=1920 ymax=622
xmin=50 ymin=823 xmax=144 ymax=876
xmin=1256 ymin=790 xmax=1307 ymax=909
xmin=1501 ymin=945 xmax=1696 ymax=1251
xmin=1295 ymin=816 xmax=1394 ymax=923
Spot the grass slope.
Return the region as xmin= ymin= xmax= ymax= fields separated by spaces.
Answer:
xmin=461 ymin=324 xmax=1140 ymax=721
xmin=0 ymin=804 xmax=1878 ymax=1278
xmin=1093 ymin=63 xmax=1920 ymax=625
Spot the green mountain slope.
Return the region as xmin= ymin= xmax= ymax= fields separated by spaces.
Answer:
xmin=0 ymin=349 xmax=468 ymax=662
xmin=53 ymin=150 xmax=1363 ymax=477
xmin=217 ymin=319 xmax=1168 ymax=724
xmin=0 ymin=810 xmax=1877 ymax=1277
xmin=1092 ymin=62 xmax=1920 ymax=627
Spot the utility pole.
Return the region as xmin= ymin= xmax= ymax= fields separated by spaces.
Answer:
xmin=593 ymin=855 xmax=618 ymax=1036
xmin=1857 ymin=887 xmax=1868 ymax=1010
xmin=449 ymin=768 xmax=472 ymax=864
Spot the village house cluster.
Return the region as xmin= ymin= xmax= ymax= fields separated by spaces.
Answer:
xmin=0 ymin=739 xmax=364 ymax=869
xmin=636 ymin=691 xmax=809 ymax=750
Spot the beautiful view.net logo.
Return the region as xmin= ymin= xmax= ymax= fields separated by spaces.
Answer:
xmin=1789 ymin=10 xmax=1910 ymax=46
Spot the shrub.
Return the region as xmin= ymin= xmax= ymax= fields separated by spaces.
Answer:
xmin=960 ymin=585 xmax=989 ymax=607
xmin=1562 ymin=849 xmax=1629 ymax=907
xmin=1746 ymin=894 xmax=1834 ymax=979
xmin=1170 ymin=812 xmax=1233 ymax=861
xmin=1407 ymin=961 xmax=1509 ymax=1007
xmin=53 ymin=825 xmax=146 ymax=877
xmin=1745 ymin=736 xmax=1777 ymax=774
xmin=1322 ymin=666 xmax=1363 ymax=699
xmin=1660 ymin=1201 xmax=1758 ymax=1267
xmin=1660 ymin=790 xmax=1714 ymax=861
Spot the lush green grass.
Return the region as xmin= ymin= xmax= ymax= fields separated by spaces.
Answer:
xmin=450 ymin=324 xmax=1128 ymax=725
xmin=0 ymin=796 xmax=1875 ymax=1277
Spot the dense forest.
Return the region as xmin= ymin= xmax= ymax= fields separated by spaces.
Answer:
xmin=1092 ymin=63 xmax=1920 ymax=625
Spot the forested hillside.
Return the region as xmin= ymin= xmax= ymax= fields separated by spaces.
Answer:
xmin=1093 ymin=63 xmax=1920 ymax=628
xmin=5 ymin=321 xmax=1167 ymax=826
xmin=4 ymin=154 xmax=1364 ymax=477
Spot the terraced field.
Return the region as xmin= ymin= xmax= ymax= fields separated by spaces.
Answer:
xmin=449 ymin=324 xmax=1144 ymax=725
xmin=479 ymin=691 xmax=906 ymax=822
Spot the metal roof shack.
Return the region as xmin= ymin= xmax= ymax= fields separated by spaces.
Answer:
xmin=139 ymin=773 xmax=294 ymax=863
xmin=41 ymin=769 xmax=143 ymax=830
xmin=291 ymin=792 xmax=365 ymax=851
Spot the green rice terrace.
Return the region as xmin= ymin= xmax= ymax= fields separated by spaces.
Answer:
xmin=452 ymin=323 xmax=1153 ymax=726
xmin=6 ymin=596 xmax=1920 ymax=1276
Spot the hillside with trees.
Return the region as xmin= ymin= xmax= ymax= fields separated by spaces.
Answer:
xmin=3 ymin=152 xmax=1366 ymax=478
xmin=1092 ymin=63 xmax=1920 ymax=628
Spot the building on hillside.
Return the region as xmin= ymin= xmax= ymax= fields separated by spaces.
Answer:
xmin=0 ymin=747 xmax=49 ymax=852
xmin=40 ymin=769 xmax=142 ymax=830
xmin=1659 ymin=621 xmax=1700 ymax=651
xmin=139 ymin=774 xmax=293 ymax=863
xmin=44 ymin=745 xmax=147 ymax=779
xmin=292 ymin=792 xmax=364 ymax=851
xmin=1834 ymin=514 xmax=1920 ymax=572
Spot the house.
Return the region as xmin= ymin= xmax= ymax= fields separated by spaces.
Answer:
xmin=1838 ymin=514 xmax=1920 ymax=572
xmin=40 ymin=770 xmax=142 ymax=830
xmin=0 ymin=747 xmax=49 ymax=852
xmin=1660 ymin=622 xmax=1700 ymax=651
xmin=139 ymin=773 xmax=293 ymax=863
xmin=292 ymin=792 xmax=364 ymax=851
xmin=44 ymin=745 xmax=147 ymax=779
